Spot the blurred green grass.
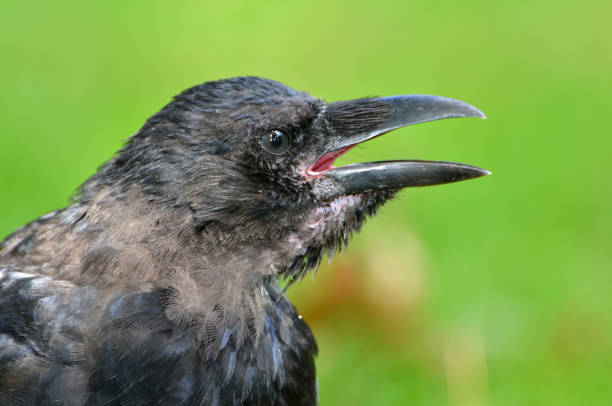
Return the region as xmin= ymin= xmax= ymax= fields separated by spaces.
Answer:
xmin=1 ymin=0 xmax=611 ymax=404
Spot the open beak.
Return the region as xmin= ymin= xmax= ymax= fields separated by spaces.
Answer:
xmin=310 ymin=95 xmax=490 ymax=200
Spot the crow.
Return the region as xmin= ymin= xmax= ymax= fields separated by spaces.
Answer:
xmin=0 ymin=77 xmax=487 ymax=405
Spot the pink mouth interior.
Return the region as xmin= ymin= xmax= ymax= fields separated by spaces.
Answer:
xmin=308 ymin=144 xmax=357 ymax=174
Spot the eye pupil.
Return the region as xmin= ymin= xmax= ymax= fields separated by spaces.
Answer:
xmin=261 ymin=129 xmax=289 ymax=155
xmin=270 ymin=132 xmax=282 ymax=147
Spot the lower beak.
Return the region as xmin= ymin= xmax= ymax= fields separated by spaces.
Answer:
xmin=311 ymin=95 xmax=489 ymax=200
xmin=313 ymin=160 xmax=489 ymax=200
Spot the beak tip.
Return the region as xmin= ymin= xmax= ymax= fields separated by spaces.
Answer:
xmin=466 ymin=105 xmax=486 ymax=120
xmin=474 ymin=167 xmax=491 ymax=178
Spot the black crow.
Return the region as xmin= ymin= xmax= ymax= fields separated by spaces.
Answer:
xmin=0 ymin=77 xmax=488 ymax=405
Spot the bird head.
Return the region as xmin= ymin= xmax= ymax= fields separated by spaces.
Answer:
xmin=83 ymin=77 xmax=487 ymax=283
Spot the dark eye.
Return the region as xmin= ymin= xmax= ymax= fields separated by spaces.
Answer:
xmin=260 ymin=130 xmax=290 ymax=155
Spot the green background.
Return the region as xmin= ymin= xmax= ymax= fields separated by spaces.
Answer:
xmin=1 ymin=1 xmax=611 ymax=404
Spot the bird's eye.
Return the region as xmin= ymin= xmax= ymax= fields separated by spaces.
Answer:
xmin=260 ymin=130 xmax=290 ymax=155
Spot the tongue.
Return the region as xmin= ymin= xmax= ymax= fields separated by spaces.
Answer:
xmin=309 ymin=145 xmax=356 ymax=173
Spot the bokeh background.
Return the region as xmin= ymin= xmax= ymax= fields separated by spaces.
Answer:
xmin=1 ymin=1 xmax=611 ymax=404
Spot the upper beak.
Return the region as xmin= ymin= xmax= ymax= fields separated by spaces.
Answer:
xmin=311 ymin=95 xmax=490 ymax=200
